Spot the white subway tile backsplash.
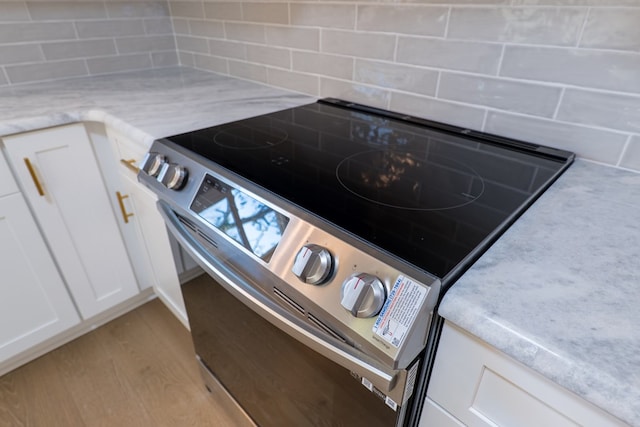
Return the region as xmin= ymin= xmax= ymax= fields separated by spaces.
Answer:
xmin=321 ymin=78 xmax=390 ymax=109
xmin=116 ymin=35 xmax=176 ymax=54
xmin=106 ymin=1 xmax=169 ymax=18
xmin=501 ymin=46 xmax=640 ymax=94
xmin=0 ymin=45 xmax=43 ymax=65
xmin=355 ymin=60 xmax=438 ymax=96
xmin=144 ymin=17 xmax=176 ymax=35
xmin=438 ymin=73 xmax=562 ymax=118
xmin=357 ymin=5 xmax=447 ymax=37
xmin=397 ymin=37 xmax=502 ymax=75
xmin=557 ymin=89 xmax=640 ymax=134
xmin=0 ymin=22 xmax=76 ymax=43
xmin=580 ymin=8 xmax=640 ymax=52
xmin=267 ymin=68 xmax=319 ymax=96
xmin=513 ymin=0 xmax=639 ymax=5
xmin=178 ymin=51 xmax=195 ymax=67
xmin=247 ymin=45 xmax=291 ymax=69
xmin=151 ymin=50 xmax=179 ymax=67
xmin=620 ymin=136 xmax=640 ymax=171
xmin=172 ymin=17 xmax=190 ymax=34
xmin=204 ymin=2 xmax=242 ymax=21
xmin=169 ymin=1 xmax=204 ymax=19
xmin=265 ymin=26 xmax=319 ymax=51
xmin=228 ymin=60 xmax=268 ymax=83
xmin=176 ymin=35 xmax=209 ymax=53
xmin=485 ymin=111 xmax=628 ymax=164
xmin=0 ymin=2 xmax=30 ymax=21
xmin=0 ymin=0 xmax=638 ymax=173
xmin=26 ymin=1 xmax=107 ymax=20
xmin=290 ymin=4 xmax=356 ymax=30
xmin=43 ymin=39 xmax=116 ymax=60
xmin=6 ymin=60 xmax=88 ymax=84
xmin=448 ymin=7 xmax=586 ymax=46
xmin=322 ymin=30 xmax=395 ymax=61
xmin=292 ymin=52 xmax=353 ymax=80
xmin=76 ymin=19 xmax=145 ymax=38
xmin=225 ymin=22 xmax=266 ymax=43
xmin=209 ymin=39 xmax=248 ymax=60
xmin=242 ymin=3 xmax=289 ymax=25
xmin=389 ymin=92 xmax=486 ymax=130
xmin=189 ymin=19 xmax=225 ymax=38
xmin=407 ymin=0 xmax=509 ymax=3
xmin=87 ymin=53 xmax=153 ymax=75
xmin=194 ymin=53 xmax=228 ymax=74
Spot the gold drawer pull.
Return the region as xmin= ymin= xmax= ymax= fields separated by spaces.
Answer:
xmin=116 ymin=191 xmax=134 ymax=224
xmin=23 ymin=157 xmax=45 ymax=196
xmin=120 ymin=158 xmax=140 ymax=173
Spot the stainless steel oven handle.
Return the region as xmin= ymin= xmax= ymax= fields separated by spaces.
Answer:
xmin=158 ymin=201 xmax=399 ymax=393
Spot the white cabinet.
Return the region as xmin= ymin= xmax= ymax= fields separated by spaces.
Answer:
xmin=88 ymin=124 xmax=188 ymax=327
xmin=0 ymin=155 xmax=80 ymax=363
xmin=2 ymin=124 xmax=139 ymax=319
xmin=421 ymin=322 xmax=627 ymax=427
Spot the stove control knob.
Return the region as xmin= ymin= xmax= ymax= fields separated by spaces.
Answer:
xmin=292 ymin=244 xmax=333 ymax=285
xmin=157 ymin=163 xmax=188 ymax=190
xmin=341 ymin=273 xmax=386 ymax=318
xmin=140 ymin=152 xmax=166 ymax=177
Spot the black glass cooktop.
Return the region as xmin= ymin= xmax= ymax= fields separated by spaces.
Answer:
xmin=167 ymin=98 xmax=573 ymax=280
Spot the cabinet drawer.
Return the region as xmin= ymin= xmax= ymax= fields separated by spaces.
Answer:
xmin=0 ymin=150 xmax=19 ymax=196
xmin=106 ymin=128 xmax=148 ymax=178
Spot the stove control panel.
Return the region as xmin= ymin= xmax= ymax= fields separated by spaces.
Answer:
xmin=292 ymin=244 xmax=333 ymax=285
xmin=140 ymin=152 xmax=188 ymax=191
xmin=340 ymin=273 xmax=385 ymax=318
xmin=157 ymin=163 xmax=188 ymax=190
xmin=140 ymin=152 xmax=166 ymax=176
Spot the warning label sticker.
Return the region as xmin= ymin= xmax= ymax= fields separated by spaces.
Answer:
xmin=373 ymin=276 xmax=428 ymax=348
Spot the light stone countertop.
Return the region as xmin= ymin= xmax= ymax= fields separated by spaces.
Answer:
xmin=439 ymin=159 xmax=640 ymax=426
xmin=2 ymin=66 xmax=638 ymax=426
xmin=0 ymin=66 xmax=313 ymax=144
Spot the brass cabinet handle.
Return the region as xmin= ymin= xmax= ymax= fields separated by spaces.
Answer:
xmin=23 ymin=157 xmax=45 ymax=196
xmin=120 ymin=158 xmax=140 ymax=173
xmin=116 ymin=191 xmax=134 ymax=224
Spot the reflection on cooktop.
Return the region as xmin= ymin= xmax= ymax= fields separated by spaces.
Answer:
xmin=336 ymin=150 xmax=484 ymax=211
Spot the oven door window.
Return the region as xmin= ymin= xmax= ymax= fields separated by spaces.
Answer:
xmin=183 ymin=276 xmax=399 ymax=427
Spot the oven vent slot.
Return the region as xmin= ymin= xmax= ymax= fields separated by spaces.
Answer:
xmin=307 ymin=314 xmax=346 ymax=343
xmin=178 ymin=214 xmax=218 ymax=248
xmin=196 ymin=230 xmax=218 ymax=248
xmin=273 ymin=287 xmax=305 ymax=315
xmin=178 ymin=215 xmax=197 ymax=232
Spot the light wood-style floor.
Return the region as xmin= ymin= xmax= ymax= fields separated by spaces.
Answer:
xmin=0 ymin=297 xmax=244 ymax=426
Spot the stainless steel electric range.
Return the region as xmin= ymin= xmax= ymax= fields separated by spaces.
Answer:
xmin=138 ymin=98 xmax=574 ymax=427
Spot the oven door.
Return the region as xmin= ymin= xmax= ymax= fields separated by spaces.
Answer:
xmin=159 ymin=201 xmax=412 ymax=427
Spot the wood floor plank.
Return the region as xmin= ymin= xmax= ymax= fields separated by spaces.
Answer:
xmin=0 ymin=367 xmax=28 ymax=426
xmin=0 ymin=297 xmax=245 ymax=427
xmin=48 ymin=328 xmax=154 ymax=426
xmin=13 ymin=351 xmax=85 ymax=426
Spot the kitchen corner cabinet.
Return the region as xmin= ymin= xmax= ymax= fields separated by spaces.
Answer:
xmin=2 ymin=123 xmax=139 ymax=320
xmin=420 ymin=322 xmax=626 ymax=427
xmin=87 ymin=124 xmax=188 ymax=328
xmin=0 ymin=155 xmax=80 ymax=363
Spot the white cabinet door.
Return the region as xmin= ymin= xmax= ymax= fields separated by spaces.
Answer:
xmin=2 ymin=124 xmax=139 ymax=319
xmin=0 ymin=192 xmax=80 ymax=362
xmin=89 ymin=125 xmax=187 ymax=327
xmin=423 ymin=322 xmax=627 ymax=427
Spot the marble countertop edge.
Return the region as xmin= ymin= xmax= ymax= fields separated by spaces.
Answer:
xmin=440 ymin=297 xmax=638 ymax=426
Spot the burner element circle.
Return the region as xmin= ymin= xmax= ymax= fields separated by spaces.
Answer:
xmin=214 ymin=124 xmax=288 ymax=150
xmin=336 ymin=150 xmax=484 ymax=211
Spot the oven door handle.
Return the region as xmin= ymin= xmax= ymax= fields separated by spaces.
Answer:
xmin=158 ymin=201 xmax=400 ymax=394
